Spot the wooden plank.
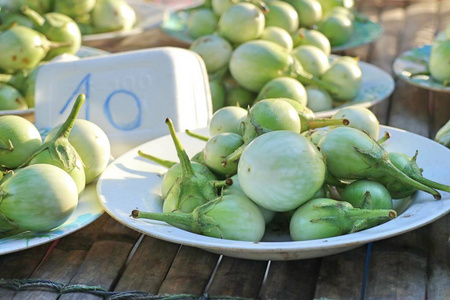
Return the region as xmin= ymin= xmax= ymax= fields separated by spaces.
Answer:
xmin=343 ymin=1 xmax=380 ymax=62
xmin=260 ymin=258 xmax=321 ymax=300
xmin=11 ymin=249 xmax=88 ymax=300
xmin=207 ymin=256 xmax=267 ymax=298
xmin=11 ymin=214 xmax=110 ymax=300
xmin=425 ymin=1 xmax=450 ymax=292
xmin=427 ymin=215 xmax=450 ymax=299
xmin=56 ymin=217 xmax=141 ymax=300
xmin=56 ymin=240 xmax=133 ymax=300
xmin=369 ymin=4 xmax=406 ymax=125
xmin=0 ymin=244 xmax=50 ymax=299
xmin=388 ymin=80 xmax=431 ymax=136
xmin=114 ymin=235 xmax=180 ymax=294
xmin=314 ymin=246 xmax=367 ymax=299
xmin=364 ymin=2 xmax=440 ymax=298
xmin=158 ymin=246 xmax=220 ymax=296
xmin=365 ymin=241 xmax=428 ymax=299
xmin=437 ymin=0 xmax=450 ymax=32
xmin=388 ymin=1 xmax=438 ymax=135
xmin=398 ymin=1 xmax=438 ymax=54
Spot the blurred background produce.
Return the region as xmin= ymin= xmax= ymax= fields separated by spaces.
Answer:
xmin=0 ymin=0 xmax=137 ymax=112
xmin=180 ymin=0 xmax=368 ymax=114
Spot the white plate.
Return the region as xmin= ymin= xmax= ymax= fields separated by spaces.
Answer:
xmin=315 ymin=59 xmax=395 ymax=118
xmin=82 ymin=0 xmax=168 ymax=42
xmin=0 ymin=183 xmax=104 ymax=255
xmin=393 ymin=44 xmax=450 ymax=93
xmin=97 ymin=126 xmax=450 ymax=261
xmin=0 ymin=46 xmax=109 ymax=117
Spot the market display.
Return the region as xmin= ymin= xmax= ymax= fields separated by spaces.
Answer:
xmin=0 ymin=0 xmax=448 ymax=261
xmin=185 ymin=0 xmax=367 ymax=114
xmin=0 ymin=0 xmax=135 ymax=111
xmin=131 ymin=103 xmax=450 ymax=243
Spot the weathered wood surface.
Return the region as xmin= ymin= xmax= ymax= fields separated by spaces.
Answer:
xmin=1 ymin=1 xmax=450 ymax=299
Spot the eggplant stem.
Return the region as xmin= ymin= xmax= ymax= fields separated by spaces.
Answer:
xmin=212 ymin=178 xmax=233 ymax=190
xmin=137 ymin=150 xmax=176 ymax=168
xmin=222 ymin=142 xmax=248 ymax=166
xmin=48 ymin=40 xmax=74 ymax=49
xmin=17 ymin=95 xmax=85 ymax=168
xmin=54 ymin=94 xmax=85 ymax=139
xmin=355 ymin=147 xmax=442 ymax=200
xmin=131 ymin=209 xmax=197 ymax=232
xmin=185 ymin=129 xmax=209 ymax=142
xmin=377 ymin=131 xmax=391 ymax=145
xmin=165 ymin=118 xmax=195 ymax=176
xmin=311 ymin=204 xmax=396 ymax=233
xmin=20 ymin=5 xmax=45 ymax=27
xmin=409 ymin=173 xmax=450 ymax=193
xmin=345 ymin=208 xmax=397 ymax=221
xmin=306 ymin=118 xmax=349 ymax=131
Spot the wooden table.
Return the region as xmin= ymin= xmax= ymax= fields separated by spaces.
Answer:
xmin=1 ymin=1 xmax=450 ymax=299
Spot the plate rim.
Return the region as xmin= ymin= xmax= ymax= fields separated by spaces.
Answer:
xmin=96 ymin=125 xmax=450 ymax=259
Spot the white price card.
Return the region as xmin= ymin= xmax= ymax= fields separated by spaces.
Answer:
xmin=34 ymin=47 xmax=212 ymax=157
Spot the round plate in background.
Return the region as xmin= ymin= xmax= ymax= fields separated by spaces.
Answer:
xmin=393 ymin=44 xmax=450 ymax=93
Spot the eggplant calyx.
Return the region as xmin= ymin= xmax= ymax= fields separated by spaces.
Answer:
xmin=51 ymin=140 xmax=81 ymax=171
xmin=354 ymin=146 xmax=441 ymax=200
xmin=0 ymin=139 xmax=14 ymax=152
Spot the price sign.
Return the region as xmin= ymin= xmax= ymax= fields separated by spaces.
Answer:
xmin=34 ymin=47 xmax=212 ymax=157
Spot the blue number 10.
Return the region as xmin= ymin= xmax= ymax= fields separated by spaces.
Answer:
xmin=59 ymin=73 xmax=142 ymax=131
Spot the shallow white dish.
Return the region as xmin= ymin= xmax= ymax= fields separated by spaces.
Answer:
xmin=0 ymin=46 xmax=109 ymax=117
xmin=315 ymin=59 xmax=394 ymax=118
xmin=97 ymin=126 xmax=450 ymax=261
xmin=393 ymin=44 xmax=450 ymax=93
xmin=0 ymin=183 xmax=104 ymax=255
xmin=82 ymin=0 xmax=168 ymax=42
